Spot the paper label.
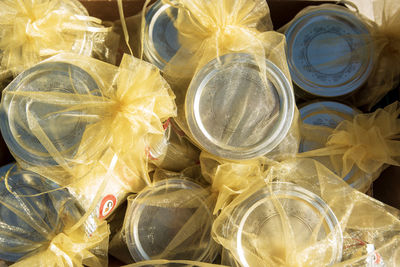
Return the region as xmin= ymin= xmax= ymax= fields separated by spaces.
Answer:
xmin=99 ymin=194 xmax=117 ymax=219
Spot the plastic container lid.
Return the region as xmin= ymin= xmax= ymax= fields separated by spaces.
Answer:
xmin=185 ymin=53 xmax=295 ymax=160
xmin=0 ymin=166 xmax=82 ymax=262
xmin=125 ymin=179 xmax=215 ymax=262
xmin=144 ymin=0 xmax=180 ymax=70
xmin=0 ymin=62 xmax=100 ymax=167
xmin=285 ymin=5 xmax=374 ymax=98
xmin=299 ymin=101 xmax=369 ymax=190
xmin=227 ymin=182 xmax=343 ymax=267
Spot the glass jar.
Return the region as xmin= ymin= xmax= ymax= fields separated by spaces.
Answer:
xmin=143 ymin=0 xmax=180 ymax=70
xmin=185 ymin=53 xmax=295 ymax=160
xmin=0 ymin=165 xmax=89 ymax=262
xmin=0 ymin=61 xmax=101 ymax=167
xmin=124 ymin=178 xmax=217 ymax=262
xmin=149 ymin=119 xmax=200 ymax=172
xmin=222 ymin=182 xmax=343 ymax=267
xmin=284 ymin=5 xmax=374 ymax=99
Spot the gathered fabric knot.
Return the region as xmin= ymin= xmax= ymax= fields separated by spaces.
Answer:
xmin=11 ymin=219 xmax=109 ymax=267
xmin=0 ymin=0 xmax=109 ymax=75
xmin=300 ymin=102 xmax=400 ymax=178
xmin=200 ymin=151 xmax=267 ymax=214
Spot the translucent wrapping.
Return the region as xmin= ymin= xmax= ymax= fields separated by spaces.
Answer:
xmin=0 ymin=0 xmax=117 ymax=79
xmin=142 ymin=0 xmax=300 ymax=160
xmin=358 ymin=0 xmax=400 ymax=109
xmin=282 ymin=2 xmax=400 ymax=109
xmin=0 ymin=53 xmax=177 ymax=218
xmin=299 ymin=101 xmax=400 ymax=192
xmin=212 ymin=158 xmax=400 ymax=266
xmin=109 ymin=177 xmax=219 ymax=264
xmin=0 ymin=165 xmax=109 ymax=266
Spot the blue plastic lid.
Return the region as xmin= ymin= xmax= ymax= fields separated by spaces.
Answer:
xmin=285 ymin=5 xmax=374 ymax=97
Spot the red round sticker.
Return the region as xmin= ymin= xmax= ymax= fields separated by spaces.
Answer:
xmin=99 ymin=194 xmax=117 ymax=219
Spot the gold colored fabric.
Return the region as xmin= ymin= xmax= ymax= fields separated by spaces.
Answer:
xmin=212 ymin=158 xmax=400 ymax=266
xmin=199 ymin=151 xmax=268 ymax=214
xmin=1 ymin=53 xmax=176 ymax=215
xmin=0 ymin=166 xmax=109 ymax=267
xmin=151 ymin=0 xmax=298 ymax=160
xmin=121 ymin=158 xmax=400 ymax=266
xmin=0 ymin=0 xmax=113 ymax=77
xmin=354 ymin=0 xmax=400 ymax=109
xmin=300 ymin=101 xmax=400 ymax=190
xmin=11 ymin=220 xmax=109 ymax=267
xmin=111 ymin=175 xmax=218 ymax=264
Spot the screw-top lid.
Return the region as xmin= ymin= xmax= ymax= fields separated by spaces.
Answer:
xmin=227 ymin=182 xmax=343 ymax=267
xmin=185 ymin=53 xmax=295 ymax=160
xmin=125 ymin=179 xmax=216 ymax=262
xmin=285 ymin=5 xmax=374 ymax=97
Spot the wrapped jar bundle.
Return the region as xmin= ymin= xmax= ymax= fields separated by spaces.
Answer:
xmin=0 ymin=53 xmax=178 ymax=220
xmin=298 ymin=101 xmax=372 ymax=192
xmin=122 ymin=156 xmax=400 ymax=266
xmin=0 ymin=164 xmax=109 ymax=266
xmin=109 ymin=177 xmax=218 ymax=264
xmin=0 ymin=0 xmax=118 ymax=85
xmin=299 ymin=101 xmax=400 ymax=193
xmin=211 ymin=158 xmax=400 ymax=267
xmin=282 ymin=1 xmax=400 ymax=110
xmin=142 ymin=0 xmax=301 ymax=161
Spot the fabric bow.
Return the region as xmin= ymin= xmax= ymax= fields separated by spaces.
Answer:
xmin=0 ymin=0 xmax=110 ymax=75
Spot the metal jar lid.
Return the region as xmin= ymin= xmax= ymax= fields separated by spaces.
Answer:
xmin=185 ymin=53 xmax=295 ymax=160
xmin=299 ymin=101 xmax=369 ymax=190
xmin=124 ymin=178 xmax=215 ymax=262
xmin=226 ymin=182 xmax=343 ymax=267
xmin=0 ymin=166 xmax=82 ymax=262
xmin=0 ymin=62 xmax=100 ymax=167
xmin=144 ymin=0 xmax=180 ymax=70
xmin=285 ymin=5 xmax=374 ymax=98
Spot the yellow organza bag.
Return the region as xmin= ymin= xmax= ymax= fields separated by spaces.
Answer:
xmin=281 ymin=1 xmax=400 ymax=110
xmin=299 ymin=101 xmax=400 ymax=193
xmin=109 ymin=171 xmax=219 ymax=264
xmin=210 ymin=158 xmax=400 ymax=266
xmin=0 ymin=53 xmax=177 ymax=219
xmin=0 ymin=0 xmax=117 ymax=80
xmin=121 ymin=156 xmax=400 ymax=266
xmin=356 ymin=0 xmax=400 ymax=109
xmin=0 ymin=164 xmax=109 ymax=267
xmin=140 ymin=0 xmax=300 ymax=161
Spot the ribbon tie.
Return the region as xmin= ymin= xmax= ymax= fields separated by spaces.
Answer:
xmin=0 ymin=0 xmax=110 ymax=75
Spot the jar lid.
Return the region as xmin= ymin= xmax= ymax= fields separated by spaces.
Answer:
xmin=185 ymin=53 xmax=295 ymax=160
xmin=144 ymin=0 xmax=180 ymax=70
xmin=0 ymin=166 xmax=81 ymax=262
xmin=285 ymin=5 xmax=374 ymax=97
xmin=125 ymin=179 xmax=215 ymax=262
xmin=0 ymin=62 xmax=100 ymax=166
xmin=227 ymin=182 xmax=343 ymax=267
